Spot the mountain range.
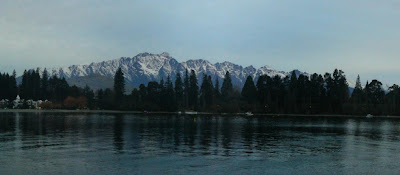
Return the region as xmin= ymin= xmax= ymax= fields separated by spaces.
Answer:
xmin=33 ymin=52 xmax=310 ymax=91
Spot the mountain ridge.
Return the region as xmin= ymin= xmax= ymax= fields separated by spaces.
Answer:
xmin=35 ymin=52 xmax=309 ymax=89
xmin=25 ymin=52 xmax=361 ymax=92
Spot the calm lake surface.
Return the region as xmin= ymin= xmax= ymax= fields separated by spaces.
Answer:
xmin=0 ymin=113 xmax=399 ymax=175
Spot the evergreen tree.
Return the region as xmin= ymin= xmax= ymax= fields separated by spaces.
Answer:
xmin=8 ymin=70 xmax=17 ymax=100
xmin=207 ymin=75 xmax=214 ymax=105
xmin=256 ymin=75 xmax=268 ymax=106
xmin=41 ymin=68 xmax=49 ymax=100
xmin=184 ymin=69 xmax=190 ymax=108
xmin=147 ymin=81 xmax=160 ymax=108
xmin=296 ymin=74 xmax=309 ymax=113
xmin=113 ymin=68 xmax=125 ymax=107
xmin=365 ymin=80 xmax=384 ymax=105
xmin=309 ymin=73 xmax=325 ymax=113
xmin=288 ymin=71 xmax=298 ymax=113
xmin=32 ymin=68 xmax=41 ymax=100
xmin=165 ymin=76 xmax=176 ymax=111
xmin=214 ymin=78 xmax=221 ymax=100
xmin=332 ymin=69 xmax=349 ymax=113
xmin=351 ymin=75 xmax=363 ymax=104
xmin=386 ymin=84 xmax=400 ymax=114
xmin=241 ymin=76 xmax=257 ymax=104
xmin=20 ymin=70 xmax=28 ymax=99
xmin=174 ymin=73 xmax=184 ymax=109
xmin=324 ymin=73 xmax=334 ymax=112
xmin=188 ymin=70 xmax=198 ymax=109
xmin=48 ymin=76 xmax=69 ymax=103
xmin=271 ymin=75 xmax=284 ymax=112
xmin=221 ymin=71 xmax=233 ymax=98
xmin=200 ymin=74 xmax=213 ymax=108
xmin=83 ymin=85 xmax=95 ymax=109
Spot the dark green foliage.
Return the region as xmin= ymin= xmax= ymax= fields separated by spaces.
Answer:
xmin=0 ymin=68 xmax=398 ymax=115
xmin=200 ymin=74 xmax=214 ymax=108
xmin=20 ymin=69 xmax=41 ymax=100
xmin=98 ymin=88 xmax=115 ymax=110
xmin=0 ymin=72 xmax=18 ymax=100
xmin=364 ymin=80 xmax=384 ymax=105
xmin=174 ymin=73 xmax=184 ymax=109
xmin=214 ymin=78 xmax=221 ymax=100
xmin=385 ymin=84 xmax=400 ymax=114
xmin=351 ymin=75 xmax=363 ymax=101
xmin=41 ymin=69 xmax=49 ymax=100
xmin=241 ymin=76 xmax=257 ymax=104
xmin=113 ymin=68 xmax=125 ymax=108
xmin=48 ymin=76 xmax=70 ymax=103
xmin=184 ymin=69 xmax=190 ymax=108
xmin=83 ymin=85 xmax=95 ymax=109
xmin=164 ymin=76 xmax=176 ymax=111
xmin=189 ymin=70 xmax=198 ymax=109
xmin=221 ymin=71 xmax=233 ymax=99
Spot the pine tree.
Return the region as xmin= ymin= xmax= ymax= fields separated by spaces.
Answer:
xmin=200 ymin=74 xmax=213 ymax=108
xmin=221 ymin=71 xmax=233 ymax=98
xmin=174 ymin=73 xmax=184 ymax=109
xmin=32 ymin=68 xmax=41 ymax=100
xmin=351 ymin=75 xmax=363 ymax=104
xmin=332 ymin=69 xmax=349 ymax=113
xmin=289 ymin=71 xmax=298 ymax=113
xmin=113 ymin=68 xmax=125 ymax=107
xmin=189 ymin=70 xmax=198 ymax=109
xmin=241 ymin=76 xmax=257 ymax=104
xmin=184 ymin=69 xmax=190 ymax=108
xmin=41 ymin=68 xmax=49 ymax=100
xmin=8 ymin=70 xmax=17 ymax=100
xmin=20 ymin=70 xmax=31 ymax=99
xmin=214 ymin=78 xmax=221 ymax=100
xmin=165 ymin=76 xmax=176 ymax=111
xmin=256 ymin=75 xmax=268 ymax=105
xmin=83 ymin=85 xmax=94 ymax=109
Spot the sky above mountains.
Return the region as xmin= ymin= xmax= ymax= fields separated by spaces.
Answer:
xmin=1 ymin=0 xmax=399 ymax=86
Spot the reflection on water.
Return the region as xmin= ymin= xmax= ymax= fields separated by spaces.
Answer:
xmin=0 ymin=113 xmax=400 ymax=174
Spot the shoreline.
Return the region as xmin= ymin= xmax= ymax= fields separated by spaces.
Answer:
xmin=0 ymin=109 xmax=400 ymax=118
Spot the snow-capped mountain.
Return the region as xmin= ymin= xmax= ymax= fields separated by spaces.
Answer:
xmin=39 ymin=52 xmax=307 ymax=88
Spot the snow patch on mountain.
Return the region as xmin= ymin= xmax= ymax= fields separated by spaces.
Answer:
xmin=37 ymin=52 xmax=310 ymax=88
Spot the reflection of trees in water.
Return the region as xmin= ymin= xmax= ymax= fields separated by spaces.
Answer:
xmin=364 ymin=119 xmax=383 ymax=141
xmin=221 ymin=117 xmax=232 ymax=156
xmin=183 ymin=116 xmax=197 ymax=149
xmin=19 ymin=112 xmax=44 ymax=136
xmin=0 ymin=113 xmax=16 ymax=133
xmin=124 ymin=115 xmax=351 ymax=157
xmin=199 ymin=116 xmax=212 ymax=154
xmin=4 ymin=113 xmax=400 ymax=158
xmin=388 ymin=120 xmax=400 ymax=141
xmin=113 ymin=114 xmax=124 ymax=152
xmin=173 ymin=116 xmax=183 ymax=149
xmin=0 ymin=113 xmax=16 ymax=144
xmin=242 ymin=118 xmax=255 ymax=152
xmin=12 ymin=113 xmax=113 ymax=150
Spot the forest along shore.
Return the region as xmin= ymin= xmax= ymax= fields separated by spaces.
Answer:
xmin=0 ymin=109 xmax=399 ymax=118
xmin=1 ymin=68 xmax=400 ymax=116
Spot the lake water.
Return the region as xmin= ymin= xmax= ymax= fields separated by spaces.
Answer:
xmin=0 ymin=113 xmax=399 ymax=175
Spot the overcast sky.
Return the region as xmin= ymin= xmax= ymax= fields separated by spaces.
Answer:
xmin=1 ymin=0 xmax=399 ymax=86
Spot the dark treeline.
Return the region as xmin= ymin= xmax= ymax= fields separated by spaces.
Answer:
xmin=0 ymin=71 xmax=18 ymax=100
xmin=0 ymin=68 xmax=399 ymax=115
xmin=0 ymin=69 xmax=95 ymax=109
xmin=124 ymin=69 xmax=400 ymax=115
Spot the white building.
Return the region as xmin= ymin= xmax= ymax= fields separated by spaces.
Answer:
xmin=13 ymin=95 xmax=23 ymax=109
